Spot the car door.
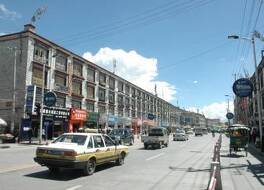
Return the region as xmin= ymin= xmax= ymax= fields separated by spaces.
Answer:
xmin=103 ymin=135 xmax=117 ymax=161
xmin=93 ymin=135 xmax=108 ymax=164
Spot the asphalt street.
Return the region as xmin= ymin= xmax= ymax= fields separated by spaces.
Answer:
xmin=1 ymin=134 xmax=262 ymax=190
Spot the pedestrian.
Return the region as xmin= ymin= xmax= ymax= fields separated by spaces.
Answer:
xmin=252 ymin=128 xmax=257 ymax=144
xmin=28 ymin=128 xmax=33 ymax=144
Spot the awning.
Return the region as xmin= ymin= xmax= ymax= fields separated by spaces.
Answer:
xmin=0 ymin=118 xmax=7 ymax=126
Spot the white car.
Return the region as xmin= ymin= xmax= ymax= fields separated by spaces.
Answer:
xmin=173 ymin=130 xmax=188 ymax=141
xmin=34 ymin=133 xmax=129 ymax=175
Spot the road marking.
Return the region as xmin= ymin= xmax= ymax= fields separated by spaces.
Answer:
xmin=146 ymin=153 xmax=165 ymax=161
xmin=65 ymin=185 xmax=83 ymax=190
xmin=0 ymin=164 xmax=38 ymax=174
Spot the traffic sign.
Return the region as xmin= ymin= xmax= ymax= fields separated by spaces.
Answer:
xmin=226 ymin=112 xmax=234 ymax=120
xmin=44 ymin=92 xmax=57 ymax=107
xmin=232 ymin=78 xmax=253 ymax=97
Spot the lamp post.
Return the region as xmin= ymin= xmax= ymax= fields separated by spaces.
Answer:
xmin=228 ymin=31 xmax=264 ymax=151
xmin=7 ymin=47 xmax=18 ymax=134
xmin=39 ymin=53 xmax=58 ymax=144
xmin=225 ymin=94 xmax=230 ymax=126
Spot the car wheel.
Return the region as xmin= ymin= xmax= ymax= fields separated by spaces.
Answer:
xmin=144 ymin=143 xmax=148 ymax=149
xmin=116 ymin=152 xmax=125 ymax=165
xmin=158 ymin=142 xmax=162 ymax=149
xmin=48 ymin=167 xmax=60 ymax=174
xmin=83 ymin=158 xmax=96 ymax=176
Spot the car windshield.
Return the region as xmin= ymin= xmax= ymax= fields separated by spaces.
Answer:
xmin=109 ymin=129 xmax=124 ymax=136
xmin=53 ymin=134 xmax=87 ymax=145
xmin=149 ymin=129 xmax=164 ymax=136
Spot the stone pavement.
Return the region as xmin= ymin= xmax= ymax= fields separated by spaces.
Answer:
xmin=220 ymin=135 xmax=264 ymax=190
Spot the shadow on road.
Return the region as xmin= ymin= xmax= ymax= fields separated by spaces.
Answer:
xmin=247 ymin=160 xmax=264 ymax=186
xmin=220 ymin=154 xmax=245 ymax=158
xmin=24 ymin=163 xmax=116 ymax=181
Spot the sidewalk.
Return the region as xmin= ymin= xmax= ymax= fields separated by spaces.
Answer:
xmin=220 ymin=135 xmax=264 ymax=190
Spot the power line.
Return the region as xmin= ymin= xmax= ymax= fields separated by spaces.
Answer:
xmin=55 ymin=0 xmax=215 ymax=47
xmin=158 ymin=41 xmax=229 ymax=71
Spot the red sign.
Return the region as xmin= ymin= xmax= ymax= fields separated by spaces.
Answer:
xmin=70 ymin=108 xmax=87 ymax=121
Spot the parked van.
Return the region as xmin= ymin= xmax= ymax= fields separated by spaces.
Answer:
xmin=194 ymin=127 xmax=203 ymax=136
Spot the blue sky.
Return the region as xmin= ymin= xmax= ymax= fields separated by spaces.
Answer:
xmin=1 ymin=0 xmax=264 ymax=120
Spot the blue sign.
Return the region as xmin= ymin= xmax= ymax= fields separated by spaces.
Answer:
xmin=226 ymin=112 xmax=234 ymax=120
xmin=25 ymin=85 xmax=36 ymax=113
xmin=148 ymin=113 xmax=156 ymax=120
xmin=44 ymin=92 xmax=57 ymax=107
xmin=233 ymin=78 xmax=253 ymax=97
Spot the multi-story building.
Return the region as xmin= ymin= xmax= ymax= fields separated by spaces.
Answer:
xmin=0 ymin=24 xmax=182 ymax=139
xmin=206 ymin=118 xmax=220 ymax=130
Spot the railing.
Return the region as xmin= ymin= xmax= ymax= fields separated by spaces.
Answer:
xmin=207 ymin=134 xmax=222 ymax=190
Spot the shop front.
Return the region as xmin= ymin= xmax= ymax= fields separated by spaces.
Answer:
xmin=117 ymin=117 xmax=132 ymax=128
xmin=98 ymin=113 xmax=108 ymax=132
xmin=84 ymin=112 xmax=100 ymax=132
xmin=132 ymin=118 xmax=142 ymax=135
xmin=108 ymin=114 xmax=117 ymax=129
xmin=142 ymin=119 xmax=157 ymax=134
xmin=68 ymin=108 xmax=87 ymax=132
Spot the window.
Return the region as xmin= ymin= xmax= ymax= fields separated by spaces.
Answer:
xmin=109 ymin=91 xmax=115 ymax=104
xmin=99 ymin=72 xmax=106 ymax=85
xmin=34 ymin=45 xmax=49 ymax=64
xmin=125 ymin=108 xmax=129 ymax=117
xmin=73 ymin=60 xmax=83 ymax=77
xmin=118 ymin=81 xmax=123 ymax=92
xmin=109 ymin=105 xmax=115 ymax=114
xmin=87 ymin=137 xmax=93 ymax=149
xmin=93 ymin=135 xmax=105 ymax=148
xmin=87 ymin=86 xmax=95 ymax=99
xmin=55 ymin=53 xmax=67 ymax=72
xmin=109 ymin=77 xmax=115 ymax=90
xmin=131 ymin=99 xmax=135 ymax=110
xmin=125 ymin=85 xmax=130 ymax=95
xmin=87 ymin=102 xmax=94 ymax=112
xmin=131 ymin=88 xmax=135 ymax=97
xmin=125 ymin=97 xmax=130 ymax=108
xmin=103 ymin=135 xmax=115 ymax=147
xmin=72 ymin=99 xmax=82 ymax=109
xmin=99 ymin=88 xmax=106 ymax=102
xmin=118 ymin=95 xmax=123 ymax=105
xmin=72 ymin=81 xmax=82 ymax=95
xmin=87 ymin=67 xmax=95 ymax=82
xmin=56 ymin=96 xmax=66 ymax=108
xmin=98 ymin=105 xmax=106 ymax=113
xmin=55 ymin=74 xmax=67 ymax=86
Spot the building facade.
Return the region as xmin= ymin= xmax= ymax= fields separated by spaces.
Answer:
xmin=0 ymin=24 xmax=183 ymax=139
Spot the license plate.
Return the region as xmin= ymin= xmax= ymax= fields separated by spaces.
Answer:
xmin=47 ymin=150 xmax=63 ymax=155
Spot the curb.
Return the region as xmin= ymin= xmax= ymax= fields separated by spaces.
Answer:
xmin=0 ymin=145 xmax=10 ymax=149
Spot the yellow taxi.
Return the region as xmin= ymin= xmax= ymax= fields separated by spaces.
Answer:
xmin=34 ymin=133 xmax=129 ymax=175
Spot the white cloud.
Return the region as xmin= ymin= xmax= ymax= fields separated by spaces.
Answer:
xmin=187 ymin=101 xmax=234 ymax=122
xmin=83 ymin=47 xmax=177 ymax=102
xmin=193 ymin=80 xmax=198 ymax=84
xmin=0 ymin=4 xmax=21 ymax=20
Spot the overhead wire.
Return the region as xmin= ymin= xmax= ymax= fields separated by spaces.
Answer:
xmin=55 ymin=0 xmax=215 ymax=47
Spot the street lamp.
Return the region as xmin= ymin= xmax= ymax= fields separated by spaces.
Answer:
xmin=39 ymin=52 xmax=58 ymax=144
xmin=228 ymin=31 xmax=264 ymax=151
xmin=225 ymin=94 xmax=230 ymax=126
xmin=7 ymin=47 xmax=19 ymax=134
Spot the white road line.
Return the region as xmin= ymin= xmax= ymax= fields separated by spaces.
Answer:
xmin=65 ymin=185 xmax=83 ymax=190
xmin=146 ymin=153 xmax=165 ymax=161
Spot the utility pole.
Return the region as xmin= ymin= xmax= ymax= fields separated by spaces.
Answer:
xmin=10 ymin=47 xmax=17 ymax=133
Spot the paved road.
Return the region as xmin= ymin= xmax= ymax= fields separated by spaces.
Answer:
xmin=0 ymin=134 xmax=221 ymax=190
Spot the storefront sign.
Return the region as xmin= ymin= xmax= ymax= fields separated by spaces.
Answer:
xmin=44 ymin=92 xmax=57 ymax=107
xmin=108 ymin=114 xmax=117 ymax=125
xmin=118 ymin=117 xmax=131 ymax=126
xmin=87 ymin=112 xmax=100 ymax=123
xmin=233 ymin=78 xmax=253 ymax=97
xmin=25 ymin=85 xmax=36 ymax=114
xmin=43 ymin=107 xmax=70 ymax=119
xmin=70 ymin=108 xmax=87 ymax=121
